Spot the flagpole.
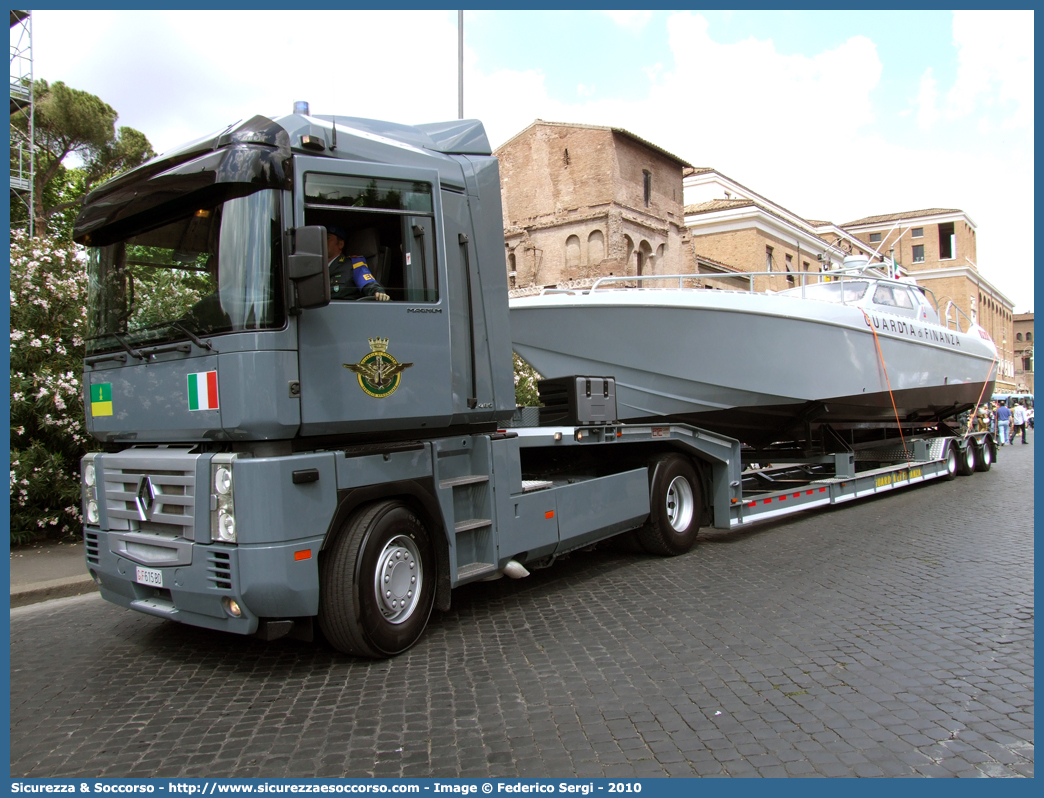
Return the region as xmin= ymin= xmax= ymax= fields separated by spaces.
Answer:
xmin=458 ymin=10 xmax=464 ymax=119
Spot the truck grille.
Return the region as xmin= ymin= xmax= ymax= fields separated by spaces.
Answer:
xmin=85 ymin=531 xmax=100 ymax=565
xmin=100 ymin=449 xmax=201 ymax=540
xmin=208 ymin=550 xmax=233 ymax=591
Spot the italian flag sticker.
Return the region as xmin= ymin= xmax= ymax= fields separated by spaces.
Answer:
xmin=187 ymin=371 xmax=219 ymax=411
xmin=90 ymin=383 xmax=113 ymax=417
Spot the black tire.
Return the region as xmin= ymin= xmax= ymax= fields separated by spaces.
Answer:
xmin=319 ymin=500 xmax=436 ymax=658
xmin=975 ymin=438 xmax=994 ymax=472
xmin=943 ymin=442 xmax=956 ymax=480
xmin=943 ymin=444 xmax=959 ymax=481
xmin=956 ymin=440 xmax=976 ymax=476
xmin=637 ymin=454 xmax=702 ymax=556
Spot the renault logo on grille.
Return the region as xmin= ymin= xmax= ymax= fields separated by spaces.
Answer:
xmin=135 ymin=476 xmax=156 ymax=521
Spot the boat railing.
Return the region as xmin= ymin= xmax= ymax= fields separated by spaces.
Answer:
xmin=943 ymin=300 xmax=974 ymax=334
xmin=550 ymin=271 xmax=947 ymax=320
xmin=586 ymin=270 xmax=869 ymax=300
xmin=588 ymin=271 xmax=825 ymax=294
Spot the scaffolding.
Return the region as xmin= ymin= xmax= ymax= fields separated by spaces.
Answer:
xmin=10 ymin=9 xmax=33 ymax=237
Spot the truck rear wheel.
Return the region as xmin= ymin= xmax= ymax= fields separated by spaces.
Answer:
xmin=974 ymin=439 xmax=994 ymax=472
xmin=956 ymin=440 xmax=977 ymax=476
xmin=943 ymin=444 xmax=959 ymax=480
xmin=637 ymin=454 xmax=702 ymax=556
xmin=319 ymin=500 xmax=435 ymax=658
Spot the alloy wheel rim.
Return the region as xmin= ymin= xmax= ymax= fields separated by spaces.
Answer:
xmin=374 ymin=534 xmax=422 ymax=624
xmin=665 ymin=476 xmax=694 ymax=532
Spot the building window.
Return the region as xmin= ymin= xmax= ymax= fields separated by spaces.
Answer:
xmin=803 ymin=261 xmax=810 ymax=272
xmin=912 ymin=227 xmax=923 ymax=238
xmin=565 ymin=235 xmax=581 ymax=271
xmin=643 ymin=170 xmax=651 ymax=207
xmin=1023 ymin=357 xmax=1033 ymax=372
xmin=766 ymin=246 xmax=774 ymax=272
xmin=587 ymin=230 xmax=605 ymax=265
xmin=939 ymin=222 xmax=955 ymax=259
xmin=869 ymin=232 xmax=882 ymax=244
xmin=912 ymin=245 xmax=925 ymax=263
xmin=1017 ymin=332 xmax=1023 ymax=341
xmin=785 ymin=254 xmax=794 ymax=284
xmin=1027 ymin=332 xmax=1033 ymax=342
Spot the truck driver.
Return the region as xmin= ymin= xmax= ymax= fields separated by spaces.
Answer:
xmin=327 ymin=225 xmax=391 ymax=301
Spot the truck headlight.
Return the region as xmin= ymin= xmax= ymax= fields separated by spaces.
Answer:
xmin=214 ymin=467 xmax=232 ymax=495
xmin=82 ymin=454 xmax=100 ymax=527
xmin=210 ymin=454 xmax=238 ymax=544
xmin=216 ymin=511 xmax=236 ymax=542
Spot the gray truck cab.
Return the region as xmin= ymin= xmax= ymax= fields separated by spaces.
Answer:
xmin=76 ymin=112 xmax=515 ymax=445
xmin=74 ymin=112 xmax=541 ymax=655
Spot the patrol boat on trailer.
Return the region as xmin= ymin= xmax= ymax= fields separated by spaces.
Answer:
xmin=509 ymin=261 xmax=998 ymax=446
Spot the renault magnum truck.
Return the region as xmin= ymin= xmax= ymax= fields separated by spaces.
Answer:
xmin=75 ymin=108 xmax=994 ymax=657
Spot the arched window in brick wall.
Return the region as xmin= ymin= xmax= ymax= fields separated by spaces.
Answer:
xmin=638 ymin=240 xmax=653 ymax=277
xmin=588 ymin=230 xmax=605 ymax=265
xmin=565 ymin=235 xmax=581 ymax=273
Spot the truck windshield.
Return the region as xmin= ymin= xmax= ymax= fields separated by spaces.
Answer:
xmin=85 ymin=189 xmax=284 ymax=354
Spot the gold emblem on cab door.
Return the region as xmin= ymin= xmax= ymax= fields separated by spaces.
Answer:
xmin=343 ymin=337 xmax=413 ymax=398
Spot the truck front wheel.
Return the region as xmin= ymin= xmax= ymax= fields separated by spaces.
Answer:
xmin=319 ymin=500 xmax=436 ymax=658
xmin=637 ymin=454 xmax=702 ymax=556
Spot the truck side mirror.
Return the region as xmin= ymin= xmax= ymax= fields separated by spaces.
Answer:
xmin=288 ymin=225 xmax=331 ymax=310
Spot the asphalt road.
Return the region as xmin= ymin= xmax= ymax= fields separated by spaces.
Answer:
xmin=11 ymin=441 xmax=1034 ymax=778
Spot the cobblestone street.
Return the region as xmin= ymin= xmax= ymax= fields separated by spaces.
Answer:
xmin=11 ymin=442 xmax=1033 ymax=778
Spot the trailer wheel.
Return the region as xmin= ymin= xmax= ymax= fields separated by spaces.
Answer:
xmin=943 ymin=444 xmax=959 ymax=480
xmin=637 ymin=455 xmax=702 ymax=556
xmin=956 ymin=440 xmax=977 ymax=476
xmin=974 ymin=438 xmax=994 ymax=472
xmin=319 ymin=500 xmax=435 ymax=658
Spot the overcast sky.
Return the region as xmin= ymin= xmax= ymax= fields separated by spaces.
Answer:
xmin=28 ymin=9 xmax=1034 ymax=311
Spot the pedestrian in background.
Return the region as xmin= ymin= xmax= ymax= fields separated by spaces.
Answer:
xmin=1012 ymin=400 xmax=1028 ymax=444
xmin=996 ymin=401 xmax=1012 ymax=446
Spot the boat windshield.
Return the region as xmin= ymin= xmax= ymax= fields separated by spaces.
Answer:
xmin=85 ymin=189 xmax=284 ymax=355
xmin=779 ymin=280 xmax=870 ymax=304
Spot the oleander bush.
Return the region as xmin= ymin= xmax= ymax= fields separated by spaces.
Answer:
xmin=513 ymin=353 xmax=541 ymax=408
xmin=9 ymin=232 xmax=90 ymax=543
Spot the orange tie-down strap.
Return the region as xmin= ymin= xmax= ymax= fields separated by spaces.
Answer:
xmin=965 ymin=347 xmax=999 ymax=437
xmin=861 ymin=309 xmax=909 ymax=463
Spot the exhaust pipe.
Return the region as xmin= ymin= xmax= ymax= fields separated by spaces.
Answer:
xmin=502 ymin=559 xmax=530 ymax=579
xmin=481 ymin=559 xmax=532 ymax=581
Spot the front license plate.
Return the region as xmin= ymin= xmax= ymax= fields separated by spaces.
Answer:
xmin=135 ymin=566 xmax=163 ymax=587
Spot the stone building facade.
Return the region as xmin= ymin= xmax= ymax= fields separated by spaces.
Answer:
xmin=682 ymin=168 xmax=850 ymax=294
xmin=1013 ymin=312 xmax=1034 ymax=394
xmin=842 ymin=209 xmax=1016 ymax=391
xmin=496 ymin=121 xmax=690 ymax=291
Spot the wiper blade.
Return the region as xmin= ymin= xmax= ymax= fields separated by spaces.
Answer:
xmin=112 ymin=332 xmax=146 ymax=361
xmin=171 ymin=321 xmax=214 ymax=351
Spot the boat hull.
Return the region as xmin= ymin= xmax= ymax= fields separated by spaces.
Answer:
xmin=509 ymin=291 xmax=998 ymax=445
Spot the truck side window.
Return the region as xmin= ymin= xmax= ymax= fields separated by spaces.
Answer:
xmin=303 ymin=174 xmax=438 ymax=302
